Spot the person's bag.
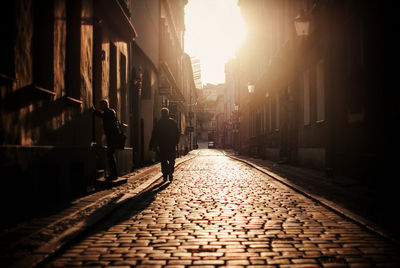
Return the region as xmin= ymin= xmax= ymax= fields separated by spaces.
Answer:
xmin=115 ymin=121 xmax=126 ymax=150
xmin=115 ymin=132 xmax=126 ymax=149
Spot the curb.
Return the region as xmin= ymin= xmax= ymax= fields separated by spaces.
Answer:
xmin=227 ymin=154 xmax=400 ymax=247
xmin=13 ymin=153 xmax=198 ymax=268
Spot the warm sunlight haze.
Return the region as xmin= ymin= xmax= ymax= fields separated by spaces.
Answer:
xmin=184 ymin=0 xmax=247 ymax=85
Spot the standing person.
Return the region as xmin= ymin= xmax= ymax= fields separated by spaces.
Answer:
xmin=93 ymin=99 xmax=119 ymax=181
xmin=150 ymin=107 xmax=180 ymax=181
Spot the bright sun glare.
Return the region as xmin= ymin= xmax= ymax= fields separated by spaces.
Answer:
xmin=184 ymin=0 xmax=247 ymax=85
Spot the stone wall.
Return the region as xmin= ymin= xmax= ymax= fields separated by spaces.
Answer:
xmin=0 ymin=0 xmax=133 ymax=204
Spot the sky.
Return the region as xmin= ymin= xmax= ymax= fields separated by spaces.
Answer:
xmin=184 ymin=0 xmax=247 ymax=85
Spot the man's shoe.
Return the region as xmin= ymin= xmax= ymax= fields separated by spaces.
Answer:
xmin=168 ymin=174 xmax=173 ymax=181
xmin=106 ymin=176 xmax=118 ymax=181
xmin=163 ymin=174 xmax=168 ymax=181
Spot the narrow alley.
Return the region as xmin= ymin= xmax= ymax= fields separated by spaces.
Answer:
xmin=1 ymin=1 xmax=398 ymax=267
xmin=43 ymin=150 xmax=400 ymax=267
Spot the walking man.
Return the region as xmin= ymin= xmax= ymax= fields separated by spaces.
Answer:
xmin=93 ymin=99 xmax=119 ymax=181
xmin=150 ymin=107 xmax=180 ymax=181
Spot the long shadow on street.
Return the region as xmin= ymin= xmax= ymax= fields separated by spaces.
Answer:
xmin=39 ymin=178 xmax=173 ymax=267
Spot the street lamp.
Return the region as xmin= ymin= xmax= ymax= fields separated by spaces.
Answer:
xmin=248 ymin=82 xmax=255 ymax=94
xmin=294 ymin=9 xmax=311 ymax=37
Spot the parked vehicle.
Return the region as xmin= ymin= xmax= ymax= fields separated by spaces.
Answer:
xmin=208 ymin=141 xmax=215 ymax=148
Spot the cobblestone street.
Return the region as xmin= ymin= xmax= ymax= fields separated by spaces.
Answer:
xmin=47 ymin=150 xmax=400 ymax=267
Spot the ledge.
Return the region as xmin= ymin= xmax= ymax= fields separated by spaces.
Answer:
xmin=97 ymin=0 xmax=137 ymax=42
xmin=23 ymin=84 xmax=56 ymax=100
xmin=0 ymin=73 xmax=16 ymax=86
xmin=65 ymin=96 xmax=83 ymax=106
xmin=2 ymin=84 xmax=56 ymax=111
xmin=34 ymin=85 xmax=57 ymax=97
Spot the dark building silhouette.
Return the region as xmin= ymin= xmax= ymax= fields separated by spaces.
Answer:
xmin=229 ymin=0 xmax=396 ymax=188
xmin=0 ymin=0 xmax=136 ymax=222
xmin=0 ymin=0 xmax=197 ymax=225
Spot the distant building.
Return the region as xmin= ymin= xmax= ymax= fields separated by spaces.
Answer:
xmin=198 ymin=83 xmax=225 ymax=145
xmin=182 ymin=54 xmax=198 ymax=153
xmin=158 ymin=0 xmax=190 ymax=156
xmin=224 ymin=59 xmax=239 ymax=150
xmin=191 ymin=57 xmax=203 ymax=90
xmin=129 ymin=0 xmax=195 ymax=162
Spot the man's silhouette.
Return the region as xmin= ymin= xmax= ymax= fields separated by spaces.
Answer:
xmin=93 ymin=100 xmax=119 ymax=181
xmin=150 ymin=107 xmax=180 ymax=181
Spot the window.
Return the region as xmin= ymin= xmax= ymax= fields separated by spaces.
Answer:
xmin=316 ymin=60 xmax=325 ymax=122
xmin=109 ymin=43 xmax=117 ymax=109
xmin=271 ymin=99 xmax=275 ymax=131
xmin=120 ymin=52 xmax=127 ymax=123
xmin=66 ymin=0 xmax=81 ymax=99
xmin=141 ymin=69 xmax=151 ymax=100
xmin=275 ymin=94 xmax=280 ymax=131
xmin=0 ymin=2 xmax=15 ymax=81
xmin=346 ymin=15 xmax=365 ymax=123
xmin=250 ymin=111 xmax=259 ymax=137
xmin=263 ymin=104 xmax=266 ymax=134
xmin=268 ymin=99 xmax=272 ymax=132
xmin=33 ymin=0 xmax=54 ymax=90
xmin=256 ymin=110 xmax=261 ymax=136
xmin=303 ymin=69 xmax=310 ymax=125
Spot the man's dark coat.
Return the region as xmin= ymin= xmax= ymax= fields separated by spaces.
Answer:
xmin=150 ymin=116 xmax=180 ymax=153
xmin=94 ymin=108 xmax=119 ymax=148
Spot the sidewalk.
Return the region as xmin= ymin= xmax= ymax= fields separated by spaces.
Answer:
xmin=0 ymin=152 xmax=197 ymax=267
xmin=224 ymin=150 xmax=400 ymax=246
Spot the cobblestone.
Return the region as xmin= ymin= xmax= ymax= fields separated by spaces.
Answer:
xmin=46 ymin=150 xmax=400 ymax=267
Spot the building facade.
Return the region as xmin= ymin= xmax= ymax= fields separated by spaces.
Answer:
xmin=191 ymin=57 xmax=203 ymax=90
xmin=182 ymin=54 xmax=198 ymax=153
xmin=224 ymin=59 xmax=240 ymax=150
xmin=197 ymin=83 xmax=225 ymax=146
xmin=130 ymin=0 xmax=161 ymax=166
xmin=232 ymin=0 xmax=394 ymax=181
xmin=0 ymin=0 xmax=136 ymax=211
xmin=0 ymin=0 xmax=197 ymax=214
xmin=129 ymin=0 xmax=196 ymax=164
